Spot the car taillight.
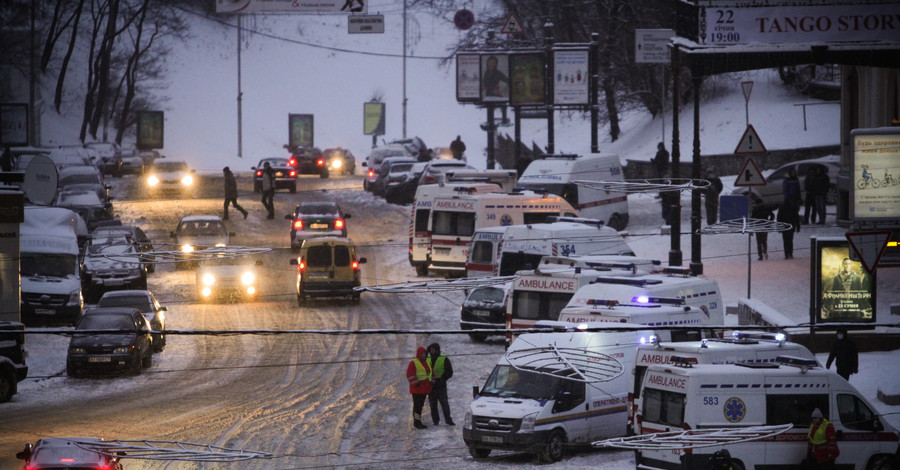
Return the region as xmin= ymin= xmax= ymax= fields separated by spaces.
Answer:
xmin=256 ymin=170 xmax=262 ymax=176
xmin=298 ymin=259 xmax=305 ymax=270
xmin=368 ymin=169 xmax=374 ymax=178
xmin=289 ymin=158 xmax=297 ymax=166
xmin=294 ymin=220 xmax=303 ymax=230
xmin=352 ymin=260 xmax=359 ymax=269
xmin=317 ymin=158 xmax=325 ymax=166
xmin=289 ymin=170 xmax=296 ymax=177
xmin=335 ymin=219 xmax=344 ymax=229
xmin=423 ymin=175 xmax=435 ymax=184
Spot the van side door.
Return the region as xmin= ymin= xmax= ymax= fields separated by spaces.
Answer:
xmin=551 ymin=379 xmax=591 ymax=444
xmin=835 ymin=392 xmax=896 ymax=466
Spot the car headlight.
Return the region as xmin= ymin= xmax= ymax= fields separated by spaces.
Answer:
xmin=202 ymin=273 xmax=215 ymax=286
xmin=68 ymin=289 xmax=82 ymax=305
xmin=147 ymin=175 xmax=159 ymax=186
xmin=69 ymin=347 xmax=86 ymax=354
xmin=241 ymin=271 xmax=255 ymax=285
xmin=464 ymin=410 xmax=473 ymax=430
xmin=113 ymin=347 xmax=131 ymax=354
xmin=201 ymin=287 xmax=212 ymax=297
xmin=331 ymin=160 xmax=342 ymax=169
xmin=181 ymin=174 xmax=193 ymax=185
xmin=520 ymin=412 xmax=538 ymax=432
xmin=181 ymin=244 xmax=194 ymax=253
xmin=214 ymin=243 xmax=227 ymax=248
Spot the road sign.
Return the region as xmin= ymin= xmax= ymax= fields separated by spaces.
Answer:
xmin=348 ymin=15 xmax=384 ymax=34
xmin=453 ymin=9 xmax=475 ymax=30
xmin=734 ymin=125 xmax=766 ymax=154
xmin=719 ymin=194 xmax=749 ymax=222
xmin=501 ymin=12 xmax=524 ymax=34
xmin=741 ymin=81 xmax=753 ymax=103
xmin=635 ymin=29 xmax=675 ymax=64
xmin=734 ymin=157 xmax=766 ymax=187
xmin=846 ymin=230 xmax=891 ymax=273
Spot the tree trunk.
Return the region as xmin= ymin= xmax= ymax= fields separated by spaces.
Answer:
xmin=54 ymin=0 xmax=84 ymax=112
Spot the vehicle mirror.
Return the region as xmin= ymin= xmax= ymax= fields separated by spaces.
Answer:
xmin=169 ymin=231 xmax=176 ymax=239
xmin=229 ymin=232 xmax=236 ymax=237
xmin=345 ymin=214 xmax=352 ymax=219
xmin=255 ymin=260 xmax=264 ymax=266
xmin=251 ymin=166 xmax=256 ymax=170
xmin=358 ymin=257 xmax=367 ymax=264
xmin=159 ymin=306 xmax=168 ymax=312
xmin=284 ymin=214 xmax=293 ymax=219
xmin=873 ymin=419 xmax=884 ymax=432
xmin=362 ymin=162 xmax=367 ymax=167
xmin=289 ymin=258 xmax=298 ymax=266
xmin=472 ymin=385 xmax=479 ymax=398
xmin=16 ymin=443 xmax=33 ymax=461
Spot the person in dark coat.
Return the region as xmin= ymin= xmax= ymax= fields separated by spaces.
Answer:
xmin=751 ymin=196 xmax=774 ymax=260
xmin=704 ymin=170 xmax=724 ymax=225
xmin=0 ymin=146 xmax=14 ymax=172
xmin=776 ymin=201 xmax=799 ymax=259
xmin=802 ymin=167 xmax=818 ymax=225
xmin=449 ymin=136 xmax=466 ymax=160
xmin=811 ymin=167 xmax=830 ymax=225
xmin=260 ymin=161 xmax=276 ymax=219
xmin=653 ymin=142 xmax=670 ymax=179
xmin=426 ymin=342 xmax=454 ymax=426
xmin=222 ymin=167 xmax=248 ymax=220
xmin=826 ymin=329 xmax=858 ymax=381
xmin=782 ymin=167 xmax=802 ymax=232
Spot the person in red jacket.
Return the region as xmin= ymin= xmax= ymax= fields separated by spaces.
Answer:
xmin=807 ymin=408 xmax=839 ymax=469
xmin=407 ymin=346 xmax=433 ymax=429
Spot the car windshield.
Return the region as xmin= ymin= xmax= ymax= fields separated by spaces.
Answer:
xmin=202 ymin=254 xmax=255 ymax=267
xmin=480 ymin=364 xmax=562 ymax=400
xmin=78 ymin=314 xmax=135 ymax=331
xmin=179 ymin=220 xmax=226 ymax=235
xmin=260 ymin=158 xmax=288 ymax=167
xmin=88 ymin=236 xmax=134 ymax=255
xmin=60 ymin=172 xmax=101 ymax=186
xmin=154 ymin=161 xmax=188 ymax=172
xmin=465 ymin=286 xmax=508 ymax=305
xmin=299 ymin=203 xmax=339 ymax=216
xmin=98 ymin=295 xmax=153 ymax=313
xmin=20 ymin=253 xmax=77 ymax=277
xmin=57 ymin=191 xmax=103 ymax=206
xmin=33 ymin=444 xmax=106 ymax=465
xmin=390 ymin=163 xmax=414 ymax=174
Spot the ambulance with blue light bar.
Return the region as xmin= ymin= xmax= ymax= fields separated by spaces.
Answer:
xmin=558 ymin=299 xmax=716 ymax=343
xmin=635 ymin=356 xmax=900 ymax=470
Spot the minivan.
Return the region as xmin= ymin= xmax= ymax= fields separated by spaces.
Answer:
xmin=290 ymin=237 xmax=366 ymax=305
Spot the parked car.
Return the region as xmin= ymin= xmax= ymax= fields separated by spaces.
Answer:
xmin=731 ymin=155 xmax=840 ymax=210
xmin=459 ymin=283 xmax=510 ymax=342
xmin=91 ymin=223 xmax=154 ymax=272
xmin=97 ymin=289 xmax=167 ymax=352
xmin=289 ymin=237 xmax=366 ymax=304
xmin=371 ymin=157 xmax=418 ymax=197
xmin=66 ymin=307 xmax=153 ymax=377
xmin=119 ymin=147 xmax=145 ymax=174
xmin=251 ymin=157 xmax=297 ymax=193
xmin=170 ymin=215 xmax=234 ymax=269
xmin=139 ymin=149 xmax=162 ymax=167
xmin=84 ymin=142 xmax=123 ymax=176
xmin=54 ymin=189 xmax=115 ymax=230
xmin=196 ymin=253 xmax=263 ymax=302
xmin=323 ymin=147 xmax=356 ymax=175
xmin=0 ymin=321 xmax=28 ymax=403
xmin=57 ymin=164 xmax=111 ymax=202
xmin=145 ymin=160 xmax=195 ymax=195
xmin=81 ymin=231 xmax=148 ymax=302
xmin=362 ymin=145 xmax=414 ymax=191
xmin=286 ymin=201 xmax=350 ymax=251
xmin=47 ymin=147 xmax=94 ymax=169
xmin=289 ymin=146 xmax=328 ymax=177
xmin=16 ymin=437 xmax=124 ymax=470
xmin=384 ymin=161 xmax=428 ymax=205
xmin=418 ymin=159 xmax=475 ymax=186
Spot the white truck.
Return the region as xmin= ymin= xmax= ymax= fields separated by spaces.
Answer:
xmin=516 ymin=153 xmax=629 ymax=231
xmin=20 ymin=206 xmax=87 ymax=325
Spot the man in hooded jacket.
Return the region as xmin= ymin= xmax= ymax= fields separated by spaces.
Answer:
xmin=826 ymin=329 xmax=858 ymax=381
xmin=426 ymin=342 xmax=454 ymax=426
xmin=406 ymin=346 xmax=432 ymax=429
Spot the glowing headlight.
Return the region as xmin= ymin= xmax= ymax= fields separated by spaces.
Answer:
xmin=202 ymin=287 xmax=212 ymax=297
xmin=215 ymin=243 xmax=227 ymax=248
xmin=246 ymin=286 xmax=256 ymax=295
xmin=241 ymin=271 xmax=255 ymax=285
xmin=202 ymin=273 xmax=215 ymax=286
xmin=147 ymin=175 xmax=159 ymax=186
xmin=331 ymin=160 xmax=342 ymax=169
xmin=181 ymin=244 xmax=194 ymax=253
xmin=69 ymin=347 xmax=86 ymax=354
xmin=181 ymin=174 xmax=193 ymax=185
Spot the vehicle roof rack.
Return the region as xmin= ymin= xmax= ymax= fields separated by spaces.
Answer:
xmin=662 ymin=266 xmax=693 ymax=277
xmin=537 ymin=153 xmax=580 ymax=160
xmin=735 ymin=361 xmax=780 ymax=369
xmin=776 ymin=355 xmax=819 ymax=372
xmin=592 ymin=277 xmax=663 ymax=287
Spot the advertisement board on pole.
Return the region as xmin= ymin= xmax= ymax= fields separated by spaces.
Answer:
xmin=0 ymin=103 xmax=28 ymax=147
xmin=216 ymin=0 xmax=367 ymax=14
xmin=136 ymin=111 xmax=164 ymax=150
xmin=509 ymin=54 xmax=545 ymax=106
xmin=814 ymin=238 xmax=876 ymax=324
xmin=289 ymin=114 xmax=314 ymax=149
xmin=850 ymin=127 xmax=900 ymax=222
xmin=552 ymin=49 xmax=589 ymax=105
xmin=480 ymin=54 xmax=510 ymax=103
xmin=363 ymin=102 xmax=385 ymax=136
xmin=456 ymin=54 xmax=481 ymax=102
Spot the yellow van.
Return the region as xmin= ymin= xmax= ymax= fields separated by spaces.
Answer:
xmin=289 ymin=237 xmax=366 ymax=305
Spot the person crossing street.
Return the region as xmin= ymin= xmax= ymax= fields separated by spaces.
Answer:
xmin=426 ymin=343 xmax=454 ymax=426
xmin=260 ymin=161 xmax=276 ymax=219
xmin=222 ymin=167 xmax=248 ymax=220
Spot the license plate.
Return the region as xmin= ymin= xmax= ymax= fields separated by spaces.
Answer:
xmin=310 ymin=223 xmax=329 ymax=229
xmin=434 ymin=247 xmax=450 ymax=254
xmin=308 ymin=272 xmax=330 ymax=278
xmin=276 ymin=171 xmax=285 ymax=177
xmin=88 ymin=356 xmax=112 ymax=363
xmin=104 ymin=279 xmax=124 ymax=286
xmin=35 ymin=308 xmax=55 ymax=315
xmin=481 ymin=435 xmax=503 ymax=444
xmin=473 ymin=309 xmax=491 ymax=318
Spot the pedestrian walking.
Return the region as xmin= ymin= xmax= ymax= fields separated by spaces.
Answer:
xmin=704 ymin=170 xmax=723 ymax=225
xmin=260 ymin=161 xmax=275 ymax=219
xmin=406 ymin=346 xmax=432 ymax=429
xmin=0 ymin=146 xmax=15 ymax=172
xmin=803 ymin=167 xmax=818 ymax=225
xmin=782 ymin=167 xmax=802 ymax=232
xmin=806 ymin=408 xmax=839 ymax=469
xmin=222 ymin=167 xmax=248 ymax=220
xmin=826 ymin=329 xmax=858 ymax=381
xmin=450 ymin=136 xmax=466 ymax=160
xmin=811 ymin=166 xmax=830 ymax=224
xmin=776 ymin=201 xmax=798 ymax=259
xmin=751 ymin=196 xmax=774 ymax=260
xmin=653 ymin=142 xmax=670 ymax=179
xmin=426 ymin=342 xmax=455 ymax=426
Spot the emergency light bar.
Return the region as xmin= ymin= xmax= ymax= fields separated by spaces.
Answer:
xmin=733 ymin=331 xmax=787 ymax=343
xmin=662 ymin=266 xmax=693 ymax=276
xmin=593 ymin=277 xmax=663 ymax=287
xmin=585 ymin=299 xmax=619 ymax=307
xmin=670 ymin=355 xmax=699 ymax=367
xmin=776 ymin=355 xmax=818 ymax=368
xmin=630 ymin=295 xmax=686 ymax=306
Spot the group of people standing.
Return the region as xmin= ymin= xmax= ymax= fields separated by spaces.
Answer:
xmin=653 ymin=142 xmax=724 ymax=227
xmin=406 ymin=343 xmax=454 ymax=429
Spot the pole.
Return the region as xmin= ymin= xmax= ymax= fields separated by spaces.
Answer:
xmin=29 ymin=0 xmax=36 ymax=145
xmin=690 ymin=75 xmax=703 ymax=275
xmin=590 ymin=33 xmax=599 ymax=153
xmin=668 ymin=44 xmax=682 ymax=267
xmin=237 ymin=15 xmax=243 ymax=158
xmin=487 ymin=105 xmax=496 ymax=169
xmin=660 ymin=63 xmax=666 ymax=144
xmin=402 ymin=0 xmax=407 ymax=139
xmin=514 ymin=106 xmax=521 ymax=171
xmin=544 ymin=23 xmax=554 ymax=155
xmin=747 ymin=231 xmax=752 ymax=298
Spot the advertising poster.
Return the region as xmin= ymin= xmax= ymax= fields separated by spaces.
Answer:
xmin=0 ymin=192 xmax=23 ymax=322
xmin=289 ymin=114 xmax=314 ymax=149
xmin=817 ymin=243 xmax=875 ymax=323
xmin=553 ymin=49 xmax=589 ymax=105
xmin=851 ymin=128 xmax=900 ymax=221
xmin=363 ymin=102 xmax=385 ymax=136
xmin=456 ymin=54 xmax=481 ymax=102
xmin=216 ymin=0 xmax=366 ymax=14
xmin=0 ymin=103 xmax=28 ymax=146
xmin=509 ymin=54 xmax=545 ymax=106
xmin=480 ymin=54 xmax=510 ymax=103
xmin=136 ymin=111 xmax=164 ymax=150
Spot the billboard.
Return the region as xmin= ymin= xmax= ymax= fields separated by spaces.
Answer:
xmin=480 ymin=54 xmax=510 ymax=103
xmin=509 ymin=54 xmax=545 ymax=106
xmin=814 ymin=238 xmax=876 ymax=324
xmin=850 ymin=127 xmax=900 ymax=222
xmin=553 ymin=49 xmax=589 ymax=105
xmin=456 ymin=54 xmax=481 ymax=102
xmin=136 ymin=111 xmax=164 ymax=150
xmin=0 ymin=103 xmax=28 ymax=147
xmin=216 ymin=0 xmax=366 ymax=14
xmin=289 ymin=114 xmax=314 ymax=149
xmin=363 ymin=102 xmax=385 ymax=136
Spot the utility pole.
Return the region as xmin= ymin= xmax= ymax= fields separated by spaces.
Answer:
xmin=402 ymin=0 xmax=407 ymax=139
xmin=237 ymin=15 xmax=243 ymax=158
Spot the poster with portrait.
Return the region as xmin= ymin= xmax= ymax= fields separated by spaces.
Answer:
xmin=136 ymin=111 xmax=164 ymax=150
xmin=456 ymin=54 xmax=481 ymax=102
xmin=289 ymin=113 xmax=314 ymax=148
xmin=816 ymin=240 xmax=876 ymax=324
xmin=480 ymin=54 xmax=510 ymax=103
xmin=509 ymin=54 xmax=545 ymax=106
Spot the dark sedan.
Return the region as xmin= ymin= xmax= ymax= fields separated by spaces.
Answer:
xmin=323 ymin=147 xmax=356 ymax=176
xmin=290 ymin=146 xmax=328 ymax=178
xmin=459 ymin=283 xmax=510 ymax=342
xmin=97 ymin=290 xmax=167 ymax=352
xmin=252 ymin=157 xmax=297 ymax=193
xmin=66 ymin=307 xmax=153 ymax=377
xmin=16 ymin=437 xmax=124 ymax=470
xmin=286 ymin=201 xmax=350 ymax=251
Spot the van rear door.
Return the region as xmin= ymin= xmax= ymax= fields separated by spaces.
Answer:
xmin=305 ymin=243 xmax=334 ymax=280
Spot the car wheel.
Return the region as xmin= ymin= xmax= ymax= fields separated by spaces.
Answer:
xmin=290 ymin=183 xmax=297 ymax=193
xmin=867 ymin=455 xmax=899 ymax=470
xmin=153 ymin=335 xmax=165 ymax=353
xmin=129 ymin=353 xmax=142 ymax=375
xmin=540 ymin=429 xmax=566 ymax=463
xmin=468 ymin=446 xmax=491 ymax=459
xmin=363 ymin=180 xmax=368 ymax=191
xmin=352 ymin=295 xmax=361 ymax=304
xmin=608 ymin=213 xmax=625 ymax=231
xmin=415 ymin=264 xmax=429 ymax=277
xmin=0 ymin=370 xmax=14 ymax=402
xmin=826 ymin=184 xmax=839 ymax=205
xmin=320 ymin=169 xmax=329 ymax=179
xmin=142 ymin=351 xmax=152 ymax=368
xmin=468 ymin=333 xmax=487 ymax=342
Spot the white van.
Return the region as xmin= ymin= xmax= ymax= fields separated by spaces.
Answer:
xmin=516 ymin=153 xmax=629 ymax=230
xmin=466 ymin=219 xmax=632 ymax=279
xmin=558 ymin=301 xmax=715 ymax=342
xmin=635 ymin=357 xmax=900 ymax=470
xmin=429 ymin=191 xmax=578 ymax=276
xmin=463 ymin=325 xmax=656 ymax=462
xmin=627 ymin=331 xmax=817 ymax=435
xmin=441 ymin=169 xmax=518 ymax=191
xmin=408 ymin=182 xmax=502 ymax=276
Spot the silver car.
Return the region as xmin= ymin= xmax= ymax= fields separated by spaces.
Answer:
xmin=732 ymin=155 xmax=839 ymax=209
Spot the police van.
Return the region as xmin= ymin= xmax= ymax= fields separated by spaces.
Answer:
xmin=635 ymin=357 xmax=900 ymax=470
xmin=408 ymin=182 xmax=502 ymax=276
xmin=516 ymin=153 xmax=629 ymax=230
xmin=464 ymin=324 xmax=656 ymax=462
xmin=428 ymin=191 xmax=578 ymax=276
xmin=627 ymin=332 xmax=817 ymax=435
xmin=465 ymin=217 xmax=634 ymax=279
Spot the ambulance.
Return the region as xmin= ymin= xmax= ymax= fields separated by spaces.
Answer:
xmin=516 ymin=153 xmax=629 ymax=230
xmin=463 ymin=324 xmax=656 ymax=462
xmin=558 ymin=300 xmax=716 ymax=343
xmin=465 ymin=217 xmax=634 ymax=279
xmin=428 ymin=191 xmax=578 ymax=276
xmin=627 ymin=331 xmax=817 ymax=435
xmin=408 ymin=182 xmax=502 ymax=276
xmin=635 ymin=357 xmax=900 ymax=470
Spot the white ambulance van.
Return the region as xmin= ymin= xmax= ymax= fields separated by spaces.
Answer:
xmin=516 ymin=153 xmax=629 ymax=230
xmin=465 ymin=217 xmax=635 ymax=279
xmin=635 ymin=357 xmax=900 ymax=470
xmin=627 ymin=332 xmax=817 ymax=435
xmin=463 ymin=325 xmax=656 ymax=462
xmin=558 ymin=300 xmax=716 ymax=343
xmin=428 ymin=191 xmax=578 ymax=276
xmin=408 ymin=182 xmax=501 ymax=276
xmin=440 ymin=168 xmax=519 ymax=191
